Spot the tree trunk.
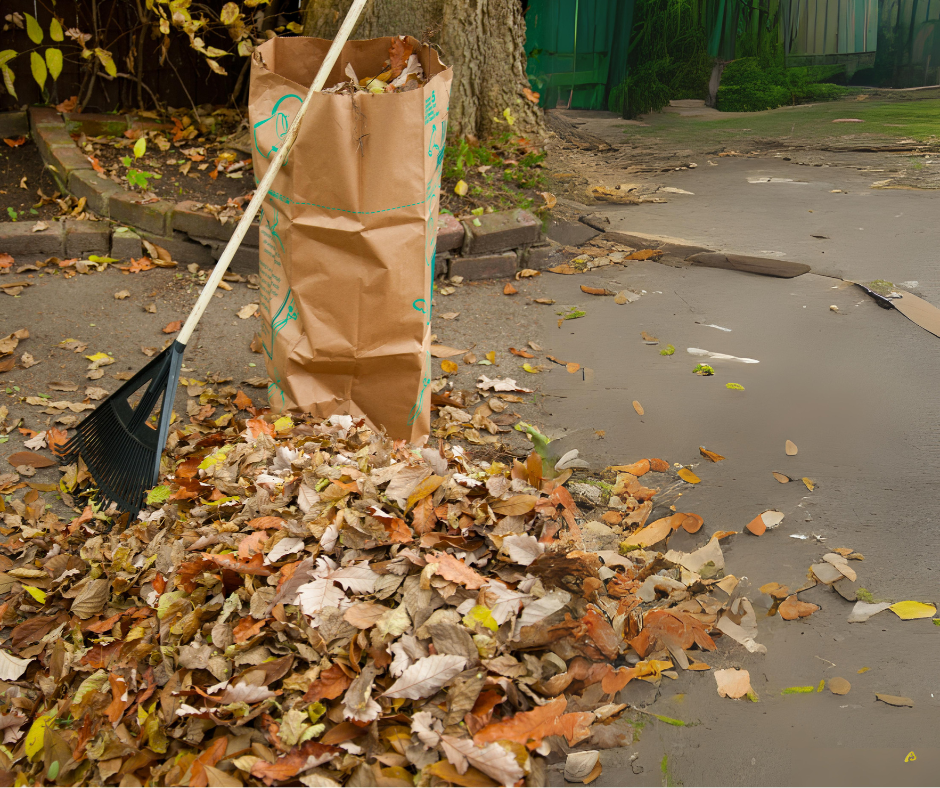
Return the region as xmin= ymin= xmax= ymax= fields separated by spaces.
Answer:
xmin=301 ymin=0 xmax=544 ymax=140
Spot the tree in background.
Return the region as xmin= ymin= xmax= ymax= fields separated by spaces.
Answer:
xmin=301 ymin=0 xmax=544 ymax=140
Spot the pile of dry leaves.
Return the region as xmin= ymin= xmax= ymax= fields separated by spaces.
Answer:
xmin=0 ymin=396 xmax=770 ymax=787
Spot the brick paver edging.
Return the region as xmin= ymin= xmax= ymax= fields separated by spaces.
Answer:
xmin=19 ymin=107 xmax=558 ymax=280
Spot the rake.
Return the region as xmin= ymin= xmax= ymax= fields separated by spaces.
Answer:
xmin=59 ymin=0 xmax=368 ymax=516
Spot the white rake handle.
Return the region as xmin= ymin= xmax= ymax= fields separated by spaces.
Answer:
xmin=177 ymin=0 xmax=368 ymax=346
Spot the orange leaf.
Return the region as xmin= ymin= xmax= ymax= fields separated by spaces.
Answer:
xmin=428 ymin=551 xmax=487 ymax=589
xmin=601 ymin=666 xmax=637 ymax=694
xmin=388 ymin=36 xmax=415 ymax=79
xmin=609 ymin=459 xmax=649 ymax=477
xmin=303 ymin=663 xmax=353 ymax=702
xmin=105 ymin=673 xmax=129 ymax=725
xmin=162 ymin=320 xmax=182 ymax=334
xmin=779 ymin=595 xmax=819 ymax=620
xmin=632 ymin=400 xmax=644 ymax=416
xmin=566 ymin=362 xmax=580 ymax=373
xmin=237 ymin=530 xmax=268 ymax=559
xmin=474 ymin=696 xmax=593 ymax=750
xmin=680 ymin=513 xmax=704 ymax=533
xmin=648 ymin=457 xmax=669 ymax=472
xmin=382 ymin=516 xmax=413 ymax=544
xmin=510 ymin=347 xmax=534 ymax=358
xmin=247 ymin=516 xmax=285 ymax=531
xmin=6 ymin=450 xmax=56 ymax=469
xmin=232 ymin=615 xmax=269 ymax=644
xmin=56 ymin=96 xmax=79 ymax=113
xmin=233 ymin=389 xmax=253 ymax=410
xmin=189 ymin=736 xmax=228 ymax=788
xmin=201 ymin=551 xmax=272 ymax=576
xmin=245 ymin=418 xmax=275 ymax=438
xmin=120 ymin=257 xmax=155 ymax=273
xmin=503 ymin=282 xmax=518 ymax=295
xmin=626 ymin=249 xmax=664 ymax=260
xmin=580 ymin=285 xmax=612 ymax=296
xmin=3 ymin=137 xmax=26 ymax=147
xmin=46 ymin=427 xmax=69 ymax=456
xmin=699 ymin=446 xmax=725 ymax=462
xmin=745 ymin=514 xmax=766 ymax=536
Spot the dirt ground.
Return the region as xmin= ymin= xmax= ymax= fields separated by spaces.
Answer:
xmin=0 ymin=140 xmax=67 ymax=223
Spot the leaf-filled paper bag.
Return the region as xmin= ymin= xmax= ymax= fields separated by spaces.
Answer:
xmin=250 ymin=37 xmax=452 ymax=442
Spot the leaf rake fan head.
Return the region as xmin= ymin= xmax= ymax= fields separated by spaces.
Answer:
xmin=58 ymin=341 xmax=184 ymax=516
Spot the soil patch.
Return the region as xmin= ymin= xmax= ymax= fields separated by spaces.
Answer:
xmin=0 ymin=140 xmax=65 ymax=223
xmin=82 ymin=112 xmax=253 ymax=211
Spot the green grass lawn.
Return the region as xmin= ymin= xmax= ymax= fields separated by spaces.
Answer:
xmin=624 ymin=92 xmax=940 ymax=150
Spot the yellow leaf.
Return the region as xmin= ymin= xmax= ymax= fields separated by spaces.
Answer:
xmin=440 ymin=359 xmax=458 ymax=375
xmin=273 ymin=415 xmax=293 ymax=433
xmin=85 ymin=352 xmax=112 ymax=363
xmin=286 ymin=21 xmax=303 ymax=33
xmin=22 ymin=586 xmax=46 ymax=604
xmin=220 ymin=2 xmax=240 ymax=25
xmin=45 ymin=48 xmax=62 ymax=81
xmin=206 ymin=58 xmax=228 ymax=75
xmin=677 ymin=468 xmax=700 ymax=484
xmin=802 ymin=477 xmax=815 ymax=491
xmin=1 ymin=64 xmax=16 ymax=101
xmin=25 ymin=13 xmax=44 ymax=44
xmin=523 ymin=363 xmax=539 ymax=374
xmin=632 ymin=400 xmax=644 ymax=416
xmin=889 ymin=601 xmax=937 ymax=620
xmin=485 ymin=351 xmax=496 ymax=363
xmin=29 ymin=52 xmax=47 ymax=90
xmin=94 ymin=48 xmax=117 ymax=77
xmin=462 ymin=605 xmax=498 ymax=632
xmin=503 ymin=108 xmax=515 ymax=125
xmin=49 ymin=17 xmax=64 ymax=42
xmin=133 ymin=137 xmax=147 ymax=159
xmin=406 ymin=475 xmax=444 ymax=511
xmin=25 ymin=711 xmax=55 ymax=761
xmin=454 ymin=180 xmax=468 ymax=197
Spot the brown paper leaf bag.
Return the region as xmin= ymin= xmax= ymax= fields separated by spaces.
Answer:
xmin=249 ymin=36 xmax=452 ymax=442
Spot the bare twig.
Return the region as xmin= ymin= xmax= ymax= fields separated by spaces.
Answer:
xmin=166 ymin=56 xmax=201 ymax=120
xmin=100 ymin=72 xmax=162 ymax=111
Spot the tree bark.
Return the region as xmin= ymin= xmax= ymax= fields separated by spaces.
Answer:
xmin=300 ymin=0 xmax=544 ymax=140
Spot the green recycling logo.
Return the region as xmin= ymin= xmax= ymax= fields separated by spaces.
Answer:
xmin=253 ymin=93 xmax=303 ymax=160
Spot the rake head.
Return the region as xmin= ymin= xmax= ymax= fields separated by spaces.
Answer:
xmin=59 ymin=341 xmax=185 ymax=516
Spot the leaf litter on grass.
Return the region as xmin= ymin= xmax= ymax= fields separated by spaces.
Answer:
xmin=0 ymin=390 xmax=811 ymax=785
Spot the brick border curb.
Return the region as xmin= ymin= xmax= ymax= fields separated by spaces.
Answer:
xmin=23 ymin=107 xmax=556 ymax=280
xmin=27 ymin=107 xmax=259 ymax=274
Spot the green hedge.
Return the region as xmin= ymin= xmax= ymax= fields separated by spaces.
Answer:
xmin=717 ymin=57 xmax=849 ymax=112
